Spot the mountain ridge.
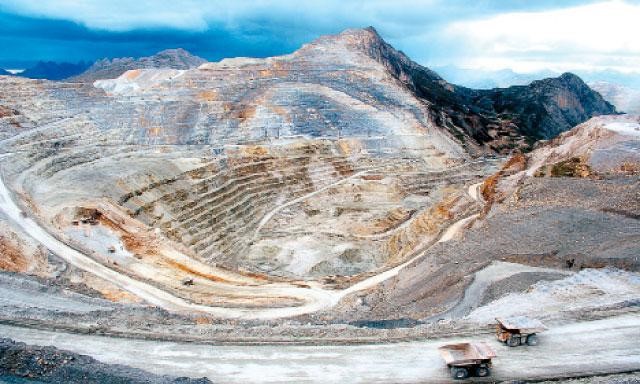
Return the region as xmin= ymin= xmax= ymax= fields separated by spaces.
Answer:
xmin=19 ymin=61 xmax=91 ymax=80
xmin=1 ymin=27 xmax=618 ymax=154
xmin=68 ymin=48 xmax=206 ymax=82
xmin=305 ymin=27 xmax=616 ymax=151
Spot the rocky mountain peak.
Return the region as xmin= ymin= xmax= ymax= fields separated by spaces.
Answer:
xmin=145 ymin=48 xmax=206 ymax=67
xmin=530 ymin=72 xmax=595 ymax=94
xmin=558 ymin=72 xmax=582 ymax=83
xmin=482 ymin=72 xmax=617 ymax=141
xmin=306 ymin=26 xmax=383 ymax=49
xmin=302 ymin=27 xmax=443 ymax=89
xmin=67 ymin=48 xmax=206 ymax=82
xmin=335 ymin=26 xmax=385 ymax=48
xmin=70 ymin=27 xmax=616 ymax=154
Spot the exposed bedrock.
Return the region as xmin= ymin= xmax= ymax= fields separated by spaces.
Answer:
xmin=0 ymin=27 xmax=630 ymax=316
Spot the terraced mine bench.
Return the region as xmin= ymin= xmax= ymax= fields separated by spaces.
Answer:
xmin=438 ymin=341 xmax=496 ymax=379
xmin=495 ymin=316 xmax=547 ymax=347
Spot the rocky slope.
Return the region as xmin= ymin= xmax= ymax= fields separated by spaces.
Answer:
xmin=0 ymin=27 xmax=631 ymax=322
xmin=359 ymin=27 xmax=615 ymax=150
xmin=75 ymin=27 xmax=613 ymax=154
xmin=69 ymin=48 xmax=206 ymax=82
xmin=288 ymin=27 xmax=616 ymax=152
xmin=524 ymin=114 xmax=640 ymax=177
xmin=330 ymin=114 xmax=639 ymax=321
xmin=0 ymin=338 xmax=212 ymax=383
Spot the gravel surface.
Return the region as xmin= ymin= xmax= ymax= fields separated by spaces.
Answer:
xmin=2 ymin=314 xmax=639 ymax=383
xmin=333 ymin=175 xmax=640 ymax=321
xmin=0 ymin=338 xmax=212 ymax=383
xmin=467 ymin=268 xmax=640 ymax=323
xmin=528 ymin=372 xmax=640 ymax=384
xmin=480 ymin=271 xmax=566 ymax=306
xmin=0 ymin=272 xmax=115 ymax=313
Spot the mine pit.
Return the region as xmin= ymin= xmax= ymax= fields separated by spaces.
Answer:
xmin=0 ymin=26 xmax=638 ymax=384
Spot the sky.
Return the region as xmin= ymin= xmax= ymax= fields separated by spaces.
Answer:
xmin=0 ymin=0 xmax=639 ymax=76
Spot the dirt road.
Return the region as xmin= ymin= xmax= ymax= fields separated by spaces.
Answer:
xmin=0 ymin=166 xmax=339 ymax=319
xmin=253 ymin=168 xmax=381 ymax=236
xmin=2 ymin=314 xmax=638 ymax=383
xmin=0 ymin=157 xmax=494 ymax=319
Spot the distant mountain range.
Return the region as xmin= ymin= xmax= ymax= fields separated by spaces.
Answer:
xmin=588 ymin=81 xmax=640 ymax=114
xmin=1 ymin=27 xmax=615 ymax=153
xmin=18 ymin=61 xmax=91 ymax=80
xmin=0 ymin=30 xmax=620 ymax=151
xmin=0 ymin=49 xmax=206 ymax=83
xmin=433 ymin=65 xmax=640 ymax=90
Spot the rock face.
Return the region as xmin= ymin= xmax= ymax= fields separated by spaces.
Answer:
xmin=354 ymin=27 xmax=616 ymax=151
xmin=0 ymin=27 xmax=624 ymax=296
xmin=69 ymin=48 xmax=207 ymax=82
xmin=525 ymin=114 xmax=640 ymax=176
xmin=474 ymin=73 xmax=618 ymax=140
xmin=291 ymin=27 xmax=616 ymax=152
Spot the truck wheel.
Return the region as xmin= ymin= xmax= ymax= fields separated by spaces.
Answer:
xmin=507 ymin=335 xmax=521 ymax=347
xmin=475 ymin=366 xmax=491 ymax=377
xmin=526 ymin=334 xmax=538 ymax=346
xmin=451 ymin=367 xmax=469 ymax=379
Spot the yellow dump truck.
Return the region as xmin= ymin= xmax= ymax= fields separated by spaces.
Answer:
xmin=496 ymin=316 xmax=547 ymax=347
xmin=438 ymin=341 xmax=497 ymax=379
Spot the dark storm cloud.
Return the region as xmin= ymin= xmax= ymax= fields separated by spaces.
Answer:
xmin=0 ymin=10 xmax=302 ymax=67
xmin=0 ymin=0 xmax=632 ymax=72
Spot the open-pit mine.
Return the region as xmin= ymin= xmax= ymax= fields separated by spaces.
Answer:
xmin=0 ymin=27 xmax=639 ymax=383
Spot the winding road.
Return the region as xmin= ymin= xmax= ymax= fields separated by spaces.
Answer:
xmin=253 ymin=167 xmax=383 ymax=236
xmin=0 ymin=165 xmax=337 ymax=319
xmin=0 ymin=154 xmax=487 ymax=319
xmin=2 ymin=314 xmax=639 ymax=383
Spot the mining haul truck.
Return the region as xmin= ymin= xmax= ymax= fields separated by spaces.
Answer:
xmin=496 ymin=316 xmax=547 ymax=347
xmin=438 ymin=341 xmax=497 ymax=379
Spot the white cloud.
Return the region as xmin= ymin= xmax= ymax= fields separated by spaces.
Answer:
xmin=0 ymin=0 xmax=439 ymax=32
xmin=0 ymin=0 xmax=211 ymax=31
xmin=1 ymin=0 xmax=638 ymax=75
xmin=446 ymin=1 xmax=640 ymax=72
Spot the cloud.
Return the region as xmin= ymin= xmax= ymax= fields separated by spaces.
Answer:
xmin=0 ymin=0 xmax=635 ymax=77
xmin=0 ymin=0 xmax=602 ymax=32
xmin=445 ymin=0 xmax=640 ymax=72
xmin=0 ymin=0 xmax=210 ymax=31
xmin=0 ymin=0 xmax=431 ymax=32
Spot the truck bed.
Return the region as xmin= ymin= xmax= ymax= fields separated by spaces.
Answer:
xmin=438 ymin=342 xmax=496 ymax=366
xmin=496 ymin=316 xmax=547 ymax=334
